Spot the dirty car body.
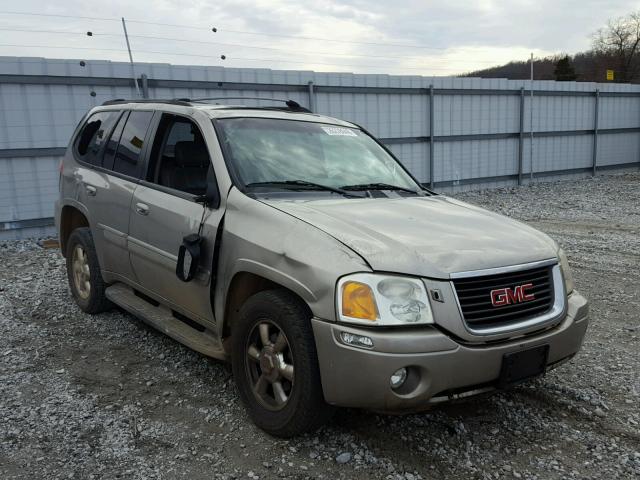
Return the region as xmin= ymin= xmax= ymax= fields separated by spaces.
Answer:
xmin=55 ymin=99 xmax=588 ymax=435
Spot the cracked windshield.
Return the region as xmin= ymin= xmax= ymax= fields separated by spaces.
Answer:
xmin=216 ymin=117 xmax=419 ymax=191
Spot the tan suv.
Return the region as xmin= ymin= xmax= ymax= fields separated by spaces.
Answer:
xmin=55 ymin=98 xmax=589 ymax=437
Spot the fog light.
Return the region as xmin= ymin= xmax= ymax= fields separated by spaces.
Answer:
xmin=390 ymin=367 xmax=408 ymax=389
xmin=340 ymin=332 xmax=374 ymax=349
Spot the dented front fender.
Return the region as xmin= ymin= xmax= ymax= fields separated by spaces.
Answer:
xmin=214 ymin=188 xmax=370 ymax=332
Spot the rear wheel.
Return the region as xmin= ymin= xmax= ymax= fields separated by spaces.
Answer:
xmin=231 ymin=289 xmax=333 ymax=437
xmin=65 ymin=227 xmax=112 ymax=314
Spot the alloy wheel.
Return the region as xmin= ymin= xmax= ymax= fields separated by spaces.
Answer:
xmin=71 ymin=245 xmax=91 ymax=299
xmin=245 ymin=320 xmax=295 ymax=411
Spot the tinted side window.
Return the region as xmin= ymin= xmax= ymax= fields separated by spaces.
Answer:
xmin=146 ymin=114 xmax=212 ymax=196
xmin=112 ymin=111 xmax=154 ymax=177
xmin=102 ymin=112 xmax=129 ymax=171
xmin=75 ymin=111 xmax=120 ymax=166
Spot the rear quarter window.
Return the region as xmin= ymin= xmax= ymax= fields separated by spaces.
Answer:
xmin=74 ymin=110 xmax=121 ymax=166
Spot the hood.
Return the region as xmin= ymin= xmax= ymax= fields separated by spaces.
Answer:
xmin=262 ymin=195 xmax=558 ymax=279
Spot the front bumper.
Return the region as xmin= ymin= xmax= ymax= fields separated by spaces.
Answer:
xmin=312 ymin=292 xmax=588 ymax=410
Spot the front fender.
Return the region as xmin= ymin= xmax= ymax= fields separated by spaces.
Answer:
xmin=228 ymin=258 xmax=317 ymax=305
xmin=214 ymin=189 xmax=370 ymax=332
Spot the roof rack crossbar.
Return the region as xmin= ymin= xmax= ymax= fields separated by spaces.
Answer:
xmin=186 ymin=97 xmax=311 ymax=113
xmin=101 ymin=98 xmax=192 ymax=106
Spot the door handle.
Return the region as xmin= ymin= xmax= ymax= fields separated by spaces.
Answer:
xmin=135 ymin=202 xmax=149 ymax=216
xmin=85 ymin=184 xmax=97 ymax=196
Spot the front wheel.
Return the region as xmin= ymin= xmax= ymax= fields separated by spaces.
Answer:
xmin=231 ymin=289 xmax=333 ymax=437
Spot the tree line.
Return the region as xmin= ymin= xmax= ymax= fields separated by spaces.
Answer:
xmin=463 ymin=11 xmax=640 ymax=83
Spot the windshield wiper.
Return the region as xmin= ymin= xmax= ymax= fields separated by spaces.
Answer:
xmin=244 ymin=180 xmax=365 ymax=198
xmin=340 ymin=182 xmax=420 ymax=194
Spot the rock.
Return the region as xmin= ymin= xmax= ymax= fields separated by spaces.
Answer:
xmin=336 ymin=452 xmax=352 ymax=464
xmin=1 ymin=175 xmax=639 ymax=480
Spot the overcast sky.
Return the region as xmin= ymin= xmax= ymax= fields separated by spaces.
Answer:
xmin=0 ymin=1 xmax=638 ymax=76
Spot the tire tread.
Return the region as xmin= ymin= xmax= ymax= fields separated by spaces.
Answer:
xmin=231 ymin=289 xmax=333 ymax=437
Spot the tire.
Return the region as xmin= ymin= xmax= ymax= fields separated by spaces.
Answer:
xmin=231 ymin=289 xmax=333 ymax=437
xmin=65 ymin=227 xmax=112 ymax=314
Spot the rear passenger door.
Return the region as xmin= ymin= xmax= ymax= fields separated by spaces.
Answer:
xmin=127 ymin=113 xmax=224 ymax=325
xmin=72 ymin=109 xmax=154 ymax=281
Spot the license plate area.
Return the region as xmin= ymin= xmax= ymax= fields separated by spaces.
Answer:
xmin=499 ymin=345 xmax=549 ymax=387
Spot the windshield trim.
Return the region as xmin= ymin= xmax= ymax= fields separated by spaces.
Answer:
xmin=211 ymin=116 xmax=434 ymax=197
xmin=211 ymin=117 xmax=246 ymax=190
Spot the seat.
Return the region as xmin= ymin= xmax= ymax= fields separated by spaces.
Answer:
xmin=159 ymin=140 xmax=210 ymax=195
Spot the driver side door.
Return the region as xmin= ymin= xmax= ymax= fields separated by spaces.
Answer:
xmin=127 ymin=113 xmax=224 ymax=325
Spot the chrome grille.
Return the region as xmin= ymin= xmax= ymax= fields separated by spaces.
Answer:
xmin=452 ymin=265 xmax=555 ymax=330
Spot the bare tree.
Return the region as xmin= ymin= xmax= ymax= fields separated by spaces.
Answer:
xmin=464 ymin=12 xmax=640 ymax=83
xmin=592 ymin=12 xmax=640 ymax=82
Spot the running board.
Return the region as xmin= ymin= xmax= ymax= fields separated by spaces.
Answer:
xmin=105 ymin=283 xmax=226 ymax=360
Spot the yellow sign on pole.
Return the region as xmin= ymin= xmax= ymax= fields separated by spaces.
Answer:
xmin=606 ymin=70 xmax=614 ymax=81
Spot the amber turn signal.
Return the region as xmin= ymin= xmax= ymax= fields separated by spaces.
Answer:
xmin=341 ymin=281 xmax=379 ymax=320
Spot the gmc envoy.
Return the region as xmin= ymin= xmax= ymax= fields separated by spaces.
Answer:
xmin=55 ymin=98 xmax=589 ymax=437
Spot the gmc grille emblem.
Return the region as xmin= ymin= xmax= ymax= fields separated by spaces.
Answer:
xmin=490 ymin=283 xmax=535 ymax=307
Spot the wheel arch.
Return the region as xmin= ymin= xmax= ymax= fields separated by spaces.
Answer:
xmin=59 ymin=203 xmax=91 ymax=256
xmin=220 ymin=267 xmax=316 ymax=351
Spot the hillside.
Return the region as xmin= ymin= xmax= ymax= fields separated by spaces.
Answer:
xmin=463 ymin=52 xmax=632 ymax=83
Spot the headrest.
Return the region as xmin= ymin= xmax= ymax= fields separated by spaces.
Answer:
xmin=174 ymin=141 xmax=209 ymax=168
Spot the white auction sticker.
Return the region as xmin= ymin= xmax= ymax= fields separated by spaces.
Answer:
xmin=321 ymin=126 xmax=358 ymax=137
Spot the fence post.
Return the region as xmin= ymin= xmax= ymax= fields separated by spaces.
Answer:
xmin=518 ymin=87 xmax=525 ymax=186
xmin=592 ymin=89 xmax=599 ymax=177
xmin=429 ymin=85 xmax=435 ymax=189
xmin=140 ymin=74 xmax=149 ymax=99
xmin=307 ymin=81 xmax=315 ymax=113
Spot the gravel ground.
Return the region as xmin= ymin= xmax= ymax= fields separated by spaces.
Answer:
xmin=1 ymin=173 xmax=639 ymax=480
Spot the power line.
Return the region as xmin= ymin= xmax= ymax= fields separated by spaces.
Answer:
xmin=0 ymin=10 xmax=453 ymax=51
xmin=0 ymin=27 xmax=502 ymax=65
xmin=183 ymin=25 xmax=450 ymax=50
xmin=0 ymin=10 xmax=118 ymax=22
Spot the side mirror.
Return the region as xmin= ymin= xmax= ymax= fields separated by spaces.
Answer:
xmin=176 ymin=233 xmax=202 ymax=282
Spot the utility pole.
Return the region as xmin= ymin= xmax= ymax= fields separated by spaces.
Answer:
xmin=121 ymin=17 xmax=141 ymax=97
xmin=529 ymin=52 xmax=534 ymax=181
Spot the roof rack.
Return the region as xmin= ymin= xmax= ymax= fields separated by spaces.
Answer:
xmin=101 ymin=97 xmax=312 ymax=113
xmin=180 ymin=97 xmax=311 ymax=113
xmin=101 ymin=98 xmax=192 ymax=106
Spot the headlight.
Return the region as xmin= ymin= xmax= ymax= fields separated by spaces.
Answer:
xmin=337 ymin=273 xmax=434 ymax=326
xmin=558 ymin=248 xmax=574 ymax=295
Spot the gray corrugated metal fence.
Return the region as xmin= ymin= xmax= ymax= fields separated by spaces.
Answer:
xmin=1 ymin=56 xmax=640 ymax=240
